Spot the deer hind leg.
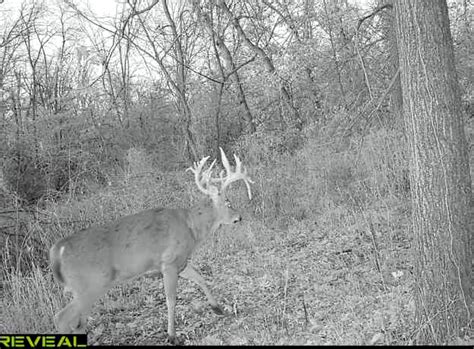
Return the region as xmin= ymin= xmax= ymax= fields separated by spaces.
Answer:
xmin=55 ymin=275 xmax=110 ymax=334
xmin=179 ymin=264 xmax=224 ymax=315
xmin=55 ymin=287 xmax=106 ymax=333
xmin=55 ymin=299 xmax=85 ymax=333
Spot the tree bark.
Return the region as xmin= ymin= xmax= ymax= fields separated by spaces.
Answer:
xmin=395 ymin=0 xmax=472 ymax=343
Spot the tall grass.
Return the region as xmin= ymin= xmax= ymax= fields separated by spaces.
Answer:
xmin=1 ymin=267 xmax=59 ymax=333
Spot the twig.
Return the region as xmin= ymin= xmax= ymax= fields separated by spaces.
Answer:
xmin=368 ymin=219 xmax=387 ymax=292
xmin=357 ymin=3 xmax=393 ymax=31
xmin=301 ymin=294 xmax=309 ymax=327
xmin=344 ymin=67 xmax=400 ymax=136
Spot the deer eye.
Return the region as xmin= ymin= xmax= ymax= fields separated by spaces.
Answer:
xmin=225 ymin=199 xmax=232 ymax=207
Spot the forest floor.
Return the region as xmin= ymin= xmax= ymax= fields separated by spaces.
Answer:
xmin=2 ymin=123 xmax=474 ymax=345
xmin=0 ymin=200 xmax=419 ymax=346
xmin=81 ymin=203 xmax=416 ymax=345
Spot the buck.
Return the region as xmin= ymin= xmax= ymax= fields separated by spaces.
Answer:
xmin=49 ymin=147 xmax=253 ymax=344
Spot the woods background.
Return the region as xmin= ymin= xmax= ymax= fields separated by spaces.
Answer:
xmin=0 ymin=0 xmax=472 ymax=345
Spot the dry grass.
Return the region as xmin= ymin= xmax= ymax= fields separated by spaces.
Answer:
xmin=0 ymin=128 xmax=446 ymax=344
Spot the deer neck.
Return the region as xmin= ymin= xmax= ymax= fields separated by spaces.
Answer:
xmin=187 ymin=199 xmax=221 ymax=242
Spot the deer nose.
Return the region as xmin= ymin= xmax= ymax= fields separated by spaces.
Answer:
xmin=232 ymin=215 xmax=242 ymax=223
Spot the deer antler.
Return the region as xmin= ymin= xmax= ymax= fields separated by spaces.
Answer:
xmin=187 ymin=148 xmax=253 ymax=199
xmin=186 ymin=156 xmax=218 ymax=196
xmin=218 ymin=147 xmax=254 ymax=200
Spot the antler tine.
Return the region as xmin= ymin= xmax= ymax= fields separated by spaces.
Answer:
xmin=219 ymin=147 xmax=254 ymax=200
xmin=235 ymin=153 xmax=254 ymax=199
xmin=202 ymin=158 xmax=217 ymax=183
xmin=220 ymin=146 xmax=232 ymax=175
xmin=205 ymin=158 xmax=217 ymax=173
xmin=186 ymin=156 xmax=209 ymax=175
xmin=186 ymin=156 xmax=215 ymax=196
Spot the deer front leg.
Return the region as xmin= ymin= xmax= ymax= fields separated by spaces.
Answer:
xmin=179 ymin=264 xmax=224 ymax=315
xmin=162 ymin=264 xmax=180 ymax=345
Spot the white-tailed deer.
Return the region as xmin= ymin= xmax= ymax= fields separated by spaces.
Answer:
xmin=49 ymin=147 xmax=253 ymax=344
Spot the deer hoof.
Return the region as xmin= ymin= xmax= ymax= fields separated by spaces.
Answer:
xmin=211 ymin=305 xmax=225 ymax=315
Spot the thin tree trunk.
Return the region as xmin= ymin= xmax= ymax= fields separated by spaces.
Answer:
xmin=218 ymin=0 xmax=302 ymax=130
xmin=190 ymin=0 xmax=255 ymax=134
xmin=380 ymin=0 xmax=402 ymax=129
xmin=322 ymin=0 xmax=346 ymax=104
xmin=163 ymin=0 xmax=199 ymax=162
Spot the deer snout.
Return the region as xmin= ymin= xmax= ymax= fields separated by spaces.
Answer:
xmin=232 ymin=215 xmax=242 ymax=223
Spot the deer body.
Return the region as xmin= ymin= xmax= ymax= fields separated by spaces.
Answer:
xmin=50 ymin=148 xmax=252 ymax=344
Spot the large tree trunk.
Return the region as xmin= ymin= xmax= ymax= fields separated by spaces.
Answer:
xmin=395 ymin=0 xmax=472 ymax=344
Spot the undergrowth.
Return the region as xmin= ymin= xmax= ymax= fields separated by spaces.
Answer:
xmin=0 ymin=125 xmax=423 ymax=344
